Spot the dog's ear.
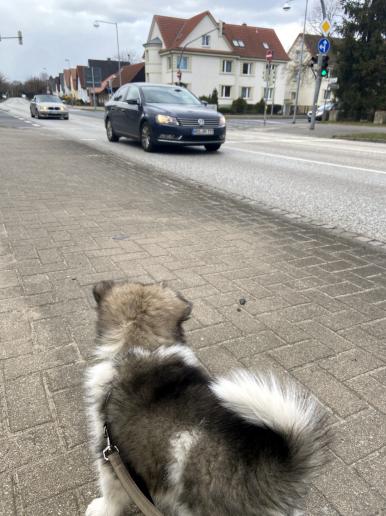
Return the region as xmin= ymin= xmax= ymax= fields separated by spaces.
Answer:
xmin=93 ymin=280 xmax=114 ymax=304
xmin=176 ymin=292 xmax=193 ymax=321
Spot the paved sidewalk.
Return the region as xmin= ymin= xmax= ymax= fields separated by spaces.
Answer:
xmin=1 ymin=127 xmax=385 ymax=516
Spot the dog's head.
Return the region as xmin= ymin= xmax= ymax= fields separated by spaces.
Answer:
xmin=92 ymin=280 xmax=192 ymax=353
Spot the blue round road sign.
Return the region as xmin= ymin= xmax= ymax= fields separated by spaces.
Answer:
xmin=318 ymin=38 xmax=330 ymax=54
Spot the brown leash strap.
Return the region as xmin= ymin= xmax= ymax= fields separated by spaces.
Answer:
xmin=107 ymin=451 xmax=164 ymax=516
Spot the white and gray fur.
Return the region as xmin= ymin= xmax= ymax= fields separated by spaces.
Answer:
xmin=85 ymin=281 xmax=330 ymax=516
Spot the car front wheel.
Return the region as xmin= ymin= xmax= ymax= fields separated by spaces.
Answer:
xmin=141 ymin=122 xmax=156 ymax=152
xmin=106 ymin=119 xmax=119 ymax=142
xmin=205 ymin=143 xmax=222 ymax=152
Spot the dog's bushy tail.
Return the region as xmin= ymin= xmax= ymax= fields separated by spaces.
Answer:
xmin=211 ymin=370 xmax=330 ymax=486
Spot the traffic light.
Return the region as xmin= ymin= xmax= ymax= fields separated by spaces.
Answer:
xmin=17 ymin=30 xmax=23 ymax=45
xmin=321 ymin=55 xmax=329 ymax=77
xmin=309 ymin=56 xmax=317 ymax=68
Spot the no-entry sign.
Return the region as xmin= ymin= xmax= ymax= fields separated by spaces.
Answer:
xmin=266 ymin=49 xmax=273 ymax=61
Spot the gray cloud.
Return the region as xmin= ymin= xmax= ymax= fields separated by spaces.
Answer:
xmin=1 ymin=0 xmax=310 ymax=81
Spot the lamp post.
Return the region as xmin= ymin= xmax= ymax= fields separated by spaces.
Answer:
xmin=283 ymin=0 xmax=309 ymax=123
xmin=93 ymin=20 xmax=121 ymax=87
xmin=65 ymin=58 xmax=74 ymax=105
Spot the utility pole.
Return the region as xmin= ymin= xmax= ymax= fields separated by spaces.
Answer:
xmin=310 ymin=0 xmax=327 ymax=130
xmin=264 ymin=49 xmax=273 ymax=126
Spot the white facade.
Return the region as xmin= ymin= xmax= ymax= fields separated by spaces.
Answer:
xmin=284 ymin=35 xmax=335 ymax=114
xmin=144 ymin=14 xmax=288 ymax=107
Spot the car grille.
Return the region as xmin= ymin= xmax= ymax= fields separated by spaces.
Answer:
xmin=48 ymin=107 xmax=61 ymax=110
xmin=177 ymin=116 xmax=220 ymax=128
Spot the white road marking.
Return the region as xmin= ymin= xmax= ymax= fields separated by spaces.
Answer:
xmin=80 ymin=138 xmax=97 ymax=141
xmin=32 ymin=124 xmax=40 ymax=127
xmin=24 ymin=120 xmax=32 ymax=124
xmin=227 ymin=146 xmax=386 ymax=176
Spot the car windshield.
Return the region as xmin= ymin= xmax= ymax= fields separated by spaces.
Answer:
xmin=142 ymin=86 xmax=201 ymax=105
xmin=36 ymin=95 xmax=61 ymax=103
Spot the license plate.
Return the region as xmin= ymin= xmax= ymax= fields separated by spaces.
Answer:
xmin=192 ymin=128 xmax=214 ymax=135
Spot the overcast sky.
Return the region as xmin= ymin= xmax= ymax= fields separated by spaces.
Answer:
xmin=1 ymin=0 xmax=318 ymax=81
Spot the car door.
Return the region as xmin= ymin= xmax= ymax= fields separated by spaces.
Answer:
xmin=121 ymin=85 xmax=142 ymax=138
xmin=108 ymin=86 xmax=129 ymax=134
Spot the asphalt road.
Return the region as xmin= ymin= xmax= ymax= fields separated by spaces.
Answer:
xmin=2 ymin=98 xmax=386 ymax=243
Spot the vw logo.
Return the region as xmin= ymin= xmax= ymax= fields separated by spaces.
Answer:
xmin=197 ymin=118 xmax=205 ymax=126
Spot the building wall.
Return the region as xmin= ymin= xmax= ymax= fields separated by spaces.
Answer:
xmin=285 ymin=36 xmax=334 ymax=113
xmin=181 ymin=15 xmax=230 ymax=52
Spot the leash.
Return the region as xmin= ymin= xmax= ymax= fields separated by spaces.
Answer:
xmin=103 ymin=423 xmax=164 ymax=516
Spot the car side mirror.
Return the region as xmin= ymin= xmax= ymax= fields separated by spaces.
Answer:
xmin=126 ymin=98 xmax=139 ymax=105
xmin=201 ymin=100 xmax=208 ymax=106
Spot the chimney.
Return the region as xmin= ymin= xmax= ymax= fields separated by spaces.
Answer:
xmin=219 ymin=20 xmax=224 ymax=36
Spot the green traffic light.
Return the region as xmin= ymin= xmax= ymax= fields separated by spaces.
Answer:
xmin=321 ymin=69 xmax=328 ymax=77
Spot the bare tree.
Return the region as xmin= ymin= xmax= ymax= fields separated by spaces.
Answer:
xmin=0 ymin=72 xmax=9 ymax=95
xmin=113 ymin=49 xmax=143 ymax=64
xmin=306 ymin=0 xmax=343 ymax=35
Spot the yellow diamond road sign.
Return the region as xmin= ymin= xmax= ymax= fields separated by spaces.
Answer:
xmin=321 ymin=19 xmax=331 ymax=36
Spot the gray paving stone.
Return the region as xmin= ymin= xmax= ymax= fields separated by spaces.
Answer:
xmin=4 ymin=343 xmax=79 ymax=380
xmin=329 ymin=410 xmax=386 ymax=464
xmin=52 ymin=387 xmax=88 ymax=448
xmin=17 ymin=446 xmax=95 ymax=506
xmin=0 ymin=270 xmax=19 ymax=289
xmin=319 ymin=347 xmax=385 ymax=381
xmin=293 ymin=365 xmax=368 ymax=417
xmin=187 ymin=322 xmax=242 ymax=349
xmin=45 ymin=362 xmax=87 ymax=392
xmin=0 ymin=423 xmax=61 ymax=472
xmin=25 ymin=491 xmax=80 ymax=516
xmin=197 ymin=345 xmax=243 ymax=375
xmin=0 ymin=312 xmax=31 ymax=342
xmin=224 ymin=330 xmax=285 ymax=358
xmin=0 ymin=474 xmax=15 ymax=516
xmin=6 ymin=373 xmax=52 ymax=432
xmin=32 ymin=316 xmax=72 ymax=351
xmin=346 ymin=373 xmax=386 ymax=413
xmin=355 ymin=447 xmax=386 ymax=495
xmin=22 ymin=273 xmax=52 ymax=294
xmin=270 ymin=339 xmax=336 ymax=370
xmin=313 ymin=456 xmax=386 ymax=515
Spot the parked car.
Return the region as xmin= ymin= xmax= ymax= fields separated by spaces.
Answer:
xmin=307 ymin=102 xmax=336 ymax=122
xmin=30 ymin=95 xmax=69 ymax=120
xmin=104 ymin=83 xmax=226 ymax=152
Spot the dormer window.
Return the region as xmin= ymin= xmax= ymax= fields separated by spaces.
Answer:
xmin=201 ymin=34 xmax=210 ymax=47
xmin=232 ymin=39 xmax=245 ymax=47
xmin=262 ymin=42 xmax=269 ymax=49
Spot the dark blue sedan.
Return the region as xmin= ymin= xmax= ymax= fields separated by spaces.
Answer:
xmin=104 ymin=83 xmax=226 ymax=152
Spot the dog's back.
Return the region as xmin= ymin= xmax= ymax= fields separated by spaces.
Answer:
xmin=102 ymin=349 xmax=330 ymax=516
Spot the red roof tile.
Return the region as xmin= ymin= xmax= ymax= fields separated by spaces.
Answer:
xmin=112 ymin=62 xmax=145 ymax=88
xmin=152 ymin=12 xmax=289 ymax=61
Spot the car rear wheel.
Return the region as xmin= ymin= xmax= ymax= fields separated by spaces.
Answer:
xmin=106 ymin=119 xmax=119 ymax=142
xmin=205 ymin=143 xmax=222 ymax=152
xmin=36 ymin=111 xmax=41 ymax=119
xmin=141 ymin=122 xmax=156 ymax=152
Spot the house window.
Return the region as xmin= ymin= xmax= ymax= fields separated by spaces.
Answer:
xmin=201 ymin=34 xmax=210 ymax=47
xmin=167 ymin=56 xmax=172 ymax=70
xmin=241 ymin=87 xmax=251 ymax=99
xmin=222 ymin=60 xmax=232 ymax=73
xmin=177 ymin=56 xmax=188 ymax=70
xmin=221 ymin=85 xmax=232 ymax=98
xmin=262 ymin=42 xmax=269 ymax=49
xmin=242 ymin=62 xmax=252 ymax=75
xmin=263 ymin=87 xmax=273 ymax=100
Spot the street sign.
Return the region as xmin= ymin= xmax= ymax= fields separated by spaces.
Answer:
xmin=320 ymin=18 xmax=331 ymax=36
xmin=318 ymin=38 xmax=330 ymax=54
xmin=266 ymin=49 xmax=273 ymax=61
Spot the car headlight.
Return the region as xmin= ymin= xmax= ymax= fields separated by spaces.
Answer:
xmin=218 ymin=115 xmax=226 ymax=127
xmin=59 ymin=106 xmax=65 ymax=111
xmin=39 ymin=105 xmax=48 ymax=111
xmin=156 ymin=114 xmax=179 ymax=125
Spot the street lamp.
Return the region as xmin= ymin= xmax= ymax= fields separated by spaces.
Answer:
xmin=93 ymin=19 xmax=122 ymax=87
xmin=283 ymin=0 xmax=309 ymax=124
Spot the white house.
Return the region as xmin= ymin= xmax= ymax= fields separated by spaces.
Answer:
xmin=284 ymin=33 xmax=340 ymax=114
xmin=144 ymin=11 xmax=289 ymax=107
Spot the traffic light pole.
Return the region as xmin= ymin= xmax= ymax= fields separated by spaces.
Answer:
xmin=310 ymin=0 xmax=327 ymax=130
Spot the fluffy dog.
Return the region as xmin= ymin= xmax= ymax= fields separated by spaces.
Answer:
xmin=85 ymin=280 xmax=330 ymax=516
